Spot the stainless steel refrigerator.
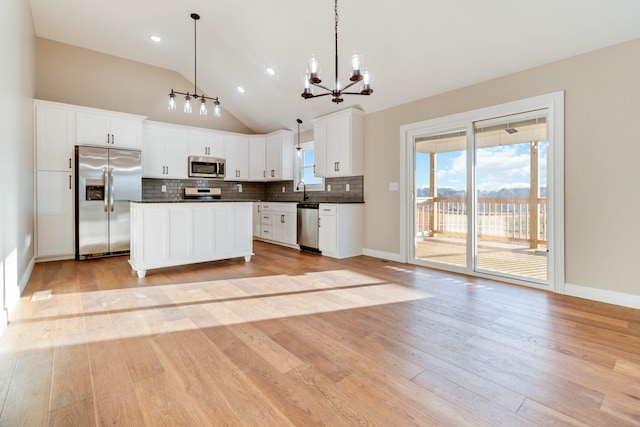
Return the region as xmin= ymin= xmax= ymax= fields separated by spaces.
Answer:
xmin=75 ymin=146 xmax=142 ymax=260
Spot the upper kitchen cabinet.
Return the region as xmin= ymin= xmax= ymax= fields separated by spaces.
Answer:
xmin=189 ymin=129 xmax=225 ymax=158
xmin=76 ymin=108 xmax=145 ymax=149
xmin=248 ymin=131 xmax=294 ymax=181
xmin=266 ymin=130 xmax=294 ymax=181
xmin=248 ymin=135 xmax=267 ymax=181
xmin=34 ymin=100 xmax=75 ymax=172
xmin=313 ymin=108 xmax=364 ymax=178
xmin=225 ymin=135 xmax=249 ymax=181
xmin=143 ymin=122 xmax=189 ymax=179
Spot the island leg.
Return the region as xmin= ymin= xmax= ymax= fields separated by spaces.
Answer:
xmin=136 ymin=269 xmax=147 ymax=278
xmin=244 ymin=255 xmax=252 ymax=262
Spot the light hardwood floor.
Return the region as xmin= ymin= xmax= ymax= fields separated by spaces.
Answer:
xmin=1 ymin=240 xmax=639 ymax=426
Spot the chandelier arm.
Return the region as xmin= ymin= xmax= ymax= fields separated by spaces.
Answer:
xmin=312 ymin=82 xmax=335 ymax=93
xmin=308 ymin=93 xmax=333 ymax=98
xmin=340 ymin=79 xmax=361 ymax=92
xmin=340 ymin=91 xmax=372 ymax=96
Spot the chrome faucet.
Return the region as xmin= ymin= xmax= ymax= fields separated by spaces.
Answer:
xmin=296 ymin=181 xmax=308 ymax=201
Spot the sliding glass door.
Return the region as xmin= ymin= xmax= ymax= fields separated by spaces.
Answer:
xmin=405 ymin=93 xmax=563 ymax=290
xmin=474 ymin=112 xmax=548 ymax=282
xmin=414 ymin=130 xmax=468 ymax=268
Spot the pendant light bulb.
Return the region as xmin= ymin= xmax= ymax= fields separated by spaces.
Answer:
xmin=199 ymin=98 xmax=208 ymax=116
xmin=213 ymin=99 xmax=221 ymax=118
xmin=184 ymin=94 xmax=192 ymax=113
xmin=168 ymin=91 xmax=177 ymax=111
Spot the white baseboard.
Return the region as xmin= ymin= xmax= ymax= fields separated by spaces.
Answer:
xmin=564 ymin=282 xmax=640 ymax=310
xmin=4 ymin=256 xmax=35 ymax=323
xmin=362 ymin=248 xmax=403 ymax=263
xmin=359 ymin=250 xmax=640 ymax=311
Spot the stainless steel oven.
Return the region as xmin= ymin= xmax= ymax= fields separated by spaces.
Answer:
xmin=188 ymin=156 xmax=225 ymax=179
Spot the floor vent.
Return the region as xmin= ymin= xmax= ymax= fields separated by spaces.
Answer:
xmin=31 ymin=290 xmax=52 ymax=302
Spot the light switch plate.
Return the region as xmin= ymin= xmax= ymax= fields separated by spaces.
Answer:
xmin=389 ymin=182 xmax=399 ymax=191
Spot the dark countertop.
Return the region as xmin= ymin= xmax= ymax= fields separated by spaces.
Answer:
xmin=134 ymin=199 xmax=364 ymax=204
xmin=132 ymin=199 xmax=259 ymax=204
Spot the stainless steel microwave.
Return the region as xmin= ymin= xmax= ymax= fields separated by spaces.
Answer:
xmin=188 ymin=156 xmax=225 ymax=179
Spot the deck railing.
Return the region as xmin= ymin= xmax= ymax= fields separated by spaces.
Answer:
xmin=416 ymin=197 xmax=547 ymax=244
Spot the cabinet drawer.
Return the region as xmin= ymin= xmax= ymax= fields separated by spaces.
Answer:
xmin=319 ymin=204 xmax=337 ymax=216
xmin=261 ymin=226 xmax=273 ymax=239
xmin=261 ymin=214 xmax=273 ymax=225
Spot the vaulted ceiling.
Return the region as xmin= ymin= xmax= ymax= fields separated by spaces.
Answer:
xmin=28 ymin=0 xmax=640 ymax=133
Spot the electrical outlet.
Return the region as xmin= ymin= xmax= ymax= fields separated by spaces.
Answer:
xmin=327 ymin=184 xmax=331 ymax=191
xmin=346 ymin=184 xmax=350 ymax=192
xmin=161 ymin=185 xmax=167 ymax=192
xmin=282 ymin=186 xmax=286 ymax=193
xmin=237 ymin=184 xmax=243 ymax=193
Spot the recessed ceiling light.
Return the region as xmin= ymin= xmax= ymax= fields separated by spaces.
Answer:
xmin=149 ymin=35 xmax=162 ymax=43
xmin=237 ymin=86 xmax=246 ymax=94
xmin=266 ymin=67 xmax=276 ymax=76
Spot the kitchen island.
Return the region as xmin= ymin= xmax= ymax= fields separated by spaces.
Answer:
xmin=129 ymin=200 xmax=253 ymax=278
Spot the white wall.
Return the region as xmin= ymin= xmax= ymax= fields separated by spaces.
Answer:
xmin=0 ymin=0 xmax=36 ymax=332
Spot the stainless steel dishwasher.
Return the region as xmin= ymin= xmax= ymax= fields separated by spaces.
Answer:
xmin=297 ymin=202 xmax=320 ymax=252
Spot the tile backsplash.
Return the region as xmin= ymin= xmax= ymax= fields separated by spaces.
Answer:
xmin=142 ymin=176 xmax=363 ymax=203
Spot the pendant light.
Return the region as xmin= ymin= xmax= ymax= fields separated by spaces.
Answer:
xmin=296 ymin=119 xmax=303 ymax=156
xmin=168 ymin=13 xmax=221 ymax=118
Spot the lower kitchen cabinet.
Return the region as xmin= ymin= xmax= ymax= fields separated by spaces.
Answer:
xmin=319 ymin=203 xmax=363 ymax=259
xmin=129 ymin=201 xmax=253 ymax=278
xmin=253 ymin=202 xmax=262 ymax=238
xmin=259 ymin=202 xmax=297 ymax=248
xmin=36 ymin=170 xmax=75 ymax=259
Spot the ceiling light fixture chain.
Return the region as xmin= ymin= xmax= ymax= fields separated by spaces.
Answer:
xmin=168 ymin=13 xmax=221 ymax=118
xmin=301 ymin=0 xmax=373 ymax=103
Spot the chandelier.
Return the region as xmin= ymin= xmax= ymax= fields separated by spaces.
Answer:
xmin=301 ymin=0 xmax=373 ymax=103
xmin=168 ymin=13 xmax=221 ymax=117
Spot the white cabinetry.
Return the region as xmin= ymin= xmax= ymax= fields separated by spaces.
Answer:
xmin=129 ymin=201 xmax=253 ymax=278
xmin=225 ymin=135 xmax=249 ymax=180
xmin=266 ymin=130 xmax=294 ymax=181
xmin=189 ymin=130 xmax=225 ymax=157
xmin=36 ymin=171 xmax=75 ymax=258
xmin=259 ymin=203 xmax=297 ymax=247
xmin=249 ymin=136 xmax=267 ymax=181
xmin=313 ymin=108 xmax=364 ymax=177
xmin=247 ymin=130 xmax=294 ymax=182
xmin=34 ymin=100 xmax=76 ymax=259
xmin=253 ymin=203 xmax=262 ymax=238
xmin=35 ymin=101 xmax=75 ymax=171
xmin=319 ymin=203 xmax=363 ymax=258
xmin=143 ymin=122 xmax=189 ymax=179
xmin=76 ymin=110 xmax=144 ymax=149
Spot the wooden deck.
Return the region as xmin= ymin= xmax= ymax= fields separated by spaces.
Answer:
xmin=1 ymin=240 xmax=639 ymax=425
xmin=415 ymin=236 xmax=548 ymax=280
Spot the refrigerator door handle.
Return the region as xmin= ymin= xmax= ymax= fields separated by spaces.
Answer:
xmin=109 ymin=167 xmax=115 ymax=212
xmin=103 ymin=167 xmax=108 ymax=212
